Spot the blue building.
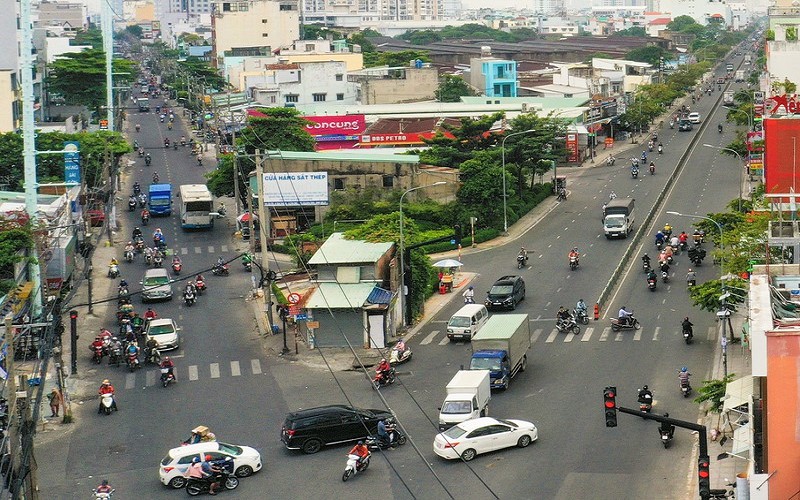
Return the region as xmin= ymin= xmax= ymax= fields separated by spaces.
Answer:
xmin=470 ymin=51 xmax=518 ymax=98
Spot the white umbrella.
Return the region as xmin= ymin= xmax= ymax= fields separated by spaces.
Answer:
xmin=432 ymin=259 xmax=463 ymax=268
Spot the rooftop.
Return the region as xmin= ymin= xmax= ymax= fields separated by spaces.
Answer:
xmin=262 ymin=150 xmax=419 ymax=164
xmin=308 ymin=232 xmax=394 ymax=266
xmin=304 ymin=282 xmax=378 ymax=309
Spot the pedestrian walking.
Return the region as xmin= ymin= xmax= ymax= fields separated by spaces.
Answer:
xmin=47 ymin=388 xmax=62 ymax=417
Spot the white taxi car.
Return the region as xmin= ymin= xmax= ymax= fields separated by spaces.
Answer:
xmin=433 ymin=417 xmax=538 ymax=461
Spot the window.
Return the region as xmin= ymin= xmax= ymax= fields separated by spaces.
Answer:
xmin=336 ymin=93 xmax=344 ymax=101
xmin=262 ymin=33 xmax=268 ymax=37
xmin=333 ymin=178 xmax=345 ymax=190
xmin=285 ymin=94 xmax=299 ymax=103
xmin=382 ymin=176 xmax=394 ymax=188
xmin=305 ymin=44 xmax=315 ymax=51
xmin=261 ymin=19 xmax=268 ymax=23
xmin=312 ymin=93 xmax=327 ymax=102
xmin=335 ymin=74 xmax=343 ymax=81
xmin=279 ymin=3 xmax=294 ymax=9
xmin=177 ymin=454 xmax=198 ymax=465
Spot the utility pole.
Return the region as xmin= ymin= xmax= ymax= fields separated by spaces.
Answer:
xmin=102 ymin=0 xmax=114 ymax=131
xmin=20 ymin=0 xmax=43 ymax=318
xmin=256 ymin=151 xmax=274 ymax=328
xmin=229 ymin=91 xmax=241 ymax=216
xmin=5 ymin=315 xmax=19 ymax=497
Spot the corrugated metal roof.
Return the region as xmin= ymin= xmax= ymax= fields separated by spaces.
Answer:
xmin=308 ymin=233 xmax=393 ymax=265
xmin=366 ymin=286 xmax=393 ymax=305
xmin=304 ymin=282 xmax=377 ymax=309
xmin=265 ymin=150 xmax=419 ymax=163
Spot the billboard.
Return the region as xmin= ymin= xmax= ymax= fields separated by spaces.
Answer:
xmin=263 ymin=172 xmax=329 ymax=207
xmin=764 ymin=118 xmax=800 ymax=193
xmin=305 ymin=115 xmax=366 ymax=136
xmin=64 ymin=141 xmax=81 ymax=184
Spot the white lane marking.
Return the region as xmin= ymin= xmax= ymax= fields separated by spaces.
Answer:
xmin=420 ymin=330 xmax=439 ymax=345
xmin=581 ymin=327 xmax=593 ymax=342
xmin=146 ymin=370 xmax=156 ymax=386
xmin=438 ymin=336 xmax=450 ymax=345
xmin=210 ymin=363 xmax=220 ymax=378
xmin=188 ymin=365 xmax=199 ymax=381
xmin=194 ymin=247 xmax=201 ymax=254
xmin=564 ymin=332 xmax=574 ymax=343
xmin=633 ymin=329 xmax=642 ymax=341
xmin=599 ymin=327 xmax=610 ymax=341
xmin=208 ymin=246 xmax=215 ymax=253
xmin=221 ymin=245 xmax=228 ymax=252
xmin=545 ymin=329 xmax=559 ymax=343
xmin=531 ymin=329 xmax=543 ymax=344
xmin=653 ymin=327 xmax=661 ymax=341
xmin=544 ymin=302 xmax=551 ymax=308
xmin=251 ymin=359 xmax=262 ymax=375
xmin=125 ymin=373 xmax=136 ymax=389
xmin=614 ymin=331 xmax=624 ymax=341
xmin=230 ymin=360 xmax=241 ymax=377
xmin=181 ymin=247 xmax=188 ymax=255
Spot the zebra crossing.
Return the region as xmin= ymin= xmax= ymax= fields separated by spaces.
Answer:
xmin=414 ymin=325 xmax=719 ymax=346
xmin=177 ymin=244 xmax=230 ymax=256
xmin=119 ymin=358 xmax=263 ymax=390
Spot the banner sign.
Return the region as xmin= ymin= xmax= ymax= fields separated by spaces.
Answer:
xmin=64 ymin=141 xmax=81 ymax=184
xmin=566 ymin=133 xmax=579 ymax=162
xmin=263 ymin=172 xmax=329 ymax=207
xmin=359 ymin=131 xmax=456 ymax=146
xmin=305 ymin=115 xmax=366 ymax=136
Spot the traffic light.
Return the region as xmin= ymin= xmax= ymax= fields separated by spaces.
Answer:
xmin=453 ymin=224 xmax=462 ymax=246
xmin=603 ymin=386 xmax=617 ymax=427
xmin=69 ymin=310 xmax=78 ymax=321
xmin=698 ymin=456 xmax=711 ymax=497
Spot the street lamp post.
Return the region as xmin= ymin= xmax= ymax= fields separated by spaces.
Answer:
xmin=703 ymin=143 xmax=746 ymax=212
xmin=399 ymin=182 xmax=447 ymax=327
xmin=501 ymin=129 xmax=536 ymax=235
xmin=667 ymin=211 xmax=730 ymax=377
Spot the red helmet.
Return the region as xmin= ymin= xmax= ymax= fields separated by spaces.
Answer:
xmin=205 ymin=454 xmax=213 ymax=461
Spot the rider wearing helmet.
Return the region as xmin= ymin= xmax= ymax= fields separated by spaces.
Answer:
xmin=349 ymin=440 xmax=370 ymax=465
xmin=462 ymin=285 xmax=475 ymax=303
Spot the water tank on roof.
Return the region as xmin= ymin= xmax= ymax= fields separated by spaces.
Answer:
xmin=414 ymin=59 xmax=423 ymax=69
xmin=481 ymin=46 xmax=491 ymax=57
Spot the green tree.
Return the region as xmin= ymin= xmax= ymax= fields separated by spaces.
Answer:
xmin=688 ymin=279 xmax=746 ymax=313
xmin=401 ymin=30 xmax=443 ymax=45
xmin=434 ymin=75 xmax=475 ymax=102
xmin=506 ymin=114 xmax=568 ymax=194
xmin=374 ymin=50 xmax=430 ymax=67
xmin=694 ymin=374 xmax=736 ymax=413
xmin=237 ymin=108 xmax=316 ymax=153
xmin=178 ymin=33 xmax=206 ymax=46
xmin=72 ymin=28 xmax=103 ymax=49
xmin=667 ymin=15 xmax=701 ymax=32
xmin=613 ymin=27 xmax=647 ymax=37
xmin=625 ymin=46 xmax=669 ymax=65
xmin=455 ymin=151 xmax=511 ymax=228
xmin=302 ymin=25 xmax=344 ymax=40
xmin=125 ymin=25 xmax=143 ymax=38
xmin=176 ymin=57 xmax=227 ymax=91
xmin=46 ymin=49 xmax=136 ymax=116
xmin=419 ymin=112 xmax=505 ymax=168
xmin=205 ymin=154 xmax=235 ymax=198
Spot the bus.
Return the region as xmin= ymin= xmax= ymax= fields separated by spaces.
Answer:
xmin=179 ymin=184 xmax=214 ymax=230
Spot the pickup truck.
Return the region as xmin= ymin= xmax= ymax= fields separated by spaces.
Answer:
xmin=470 ymin=314 xmax=531 ymax=390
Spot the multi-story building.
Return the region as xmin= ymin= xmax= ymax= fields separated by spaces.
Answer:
xmin=766 ymin=1 xmax=800 ymax=86
xmin=35 ymin=0 xmax=85 ymax=32
xmin=349 ymin=64 xmax=439 ymax=104
xmin=469 ymin=50 xmax=518 ymax=98
xmin=0 ymin=0 xmax=20 ymax=132
xmin=211 ymin=0 xmax=300 ymax=66
xmin=657 ymin=0 xmax=732 ymax=26
xmin=247 ymin=60 xmax=357 ymax=107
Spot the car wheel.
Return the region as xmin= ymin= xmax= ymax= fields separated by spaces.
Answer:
xmin=235 ymin=465 xmax=254 ymax=477
xmin=461 ymin=448 xmax=477 ymax=462
xmin=517 ymin=435 xmax=532 ymax=448
xmin=168 ymin=476 xmax=187 ymax=489
xmin=301 ymin=438 xmax=323 ymax=454
xmin=520 ymin=355 xmax=527 ymax=372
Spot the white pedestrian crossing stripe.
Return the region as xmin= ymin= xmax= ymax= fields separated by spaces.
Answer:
xmin=146 ymin=370 xmax=156 ymax=386
xmin=113 ymin=359 xmax=266 ymax=390
xmin=251 ymin=359 xmax=262 ymax=374
xmin=194 ymin=247 xmax=202 ymax=254
xmin=188 ymin=365 xmax=199 ymax=381
xmin=210 ymin=363 xmax=220 ymax=378
xmin=545 ymin=329 xmax=559 ymax=343
xmin=581 ymin=328 xmax=593 ymax=342
xmin=438 ymin=336 xmax=450 ymax=345
xmin=231 ymin=361 xmax=241 ymax=376
xmin=599 ymin=327 xmax=610 ymax=342
xmin=419 ymin=330 xmax=439 ymax=345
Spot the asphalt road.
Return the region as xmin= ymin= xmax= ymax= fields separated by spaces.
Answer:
xmin=36 ymin=50 xmax=751 ymax=499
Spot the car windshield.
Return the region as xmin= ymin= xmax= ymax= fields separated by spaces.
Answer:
xmin=605 ymin=216 xmax=624 ymax=228
xmin=496 ymin=418 xmax=517 ymax=428
xmin=448 ymin=317 xmax=471 ymax=328
xmin=161 ymin=455 xmax=172 ymax=466
xmin=217 ymin=443 xmax=242 ymax=456
xmin=150 ymin=198 xmax=170 ymax=206
xmin=440 ymin=401 xmax=472 ymax=414
xmin=144 ymin=276 xmax=169 ymax=287
xmin=489 ymin=285 xmax=513 ymax=295
xmin=470 ymin=358 xmax=502 ymax=371
xmin=149 ymin=324 xmax=175 ymax=335
xmin=442 ymin=425 xmax=468 ymax=439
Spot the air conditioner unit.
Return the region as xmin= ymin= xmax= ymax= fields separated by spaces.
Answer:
xmin=521 ymin=102 xmax=530 ymax=113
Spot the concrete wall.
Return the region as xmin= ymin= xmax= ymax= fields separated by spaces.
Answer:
xmin=359 ymin=67 xmax=438 ymax=104
xmin=247 ymin=61 xmax=357 ymax=106
xmin=767 ymin=41 xmax=800 ymax=85
xmin=0 ymin=71 xmax=17 ymax=133
xmin=212 ymin=0 xmax=299 ymax=63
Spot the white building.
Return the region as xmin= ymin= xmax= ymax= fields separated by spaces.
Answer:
xmin=658 ymin=0 xmax=732 ymax=26
xmin=766 ymin=2 xmax=800 ymax=88
xmin=247 ymin=60 xmax=357 ymax=107
xmin=548 ymin=58 xmax=652 ymax=97
xmin=211 ymin=0 xmax=300 ymax=65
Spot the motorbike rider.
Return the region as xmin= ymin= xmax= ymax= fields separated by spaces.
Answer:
xmin=172 ymin=254 xmax=182 ymax=267
xmin=108 ymin=257 xmax=119 ymax=269
xmin=164 ymin=138 xmax=170 ymax=147
xmin=395 ymin=339 xmax=407 ymax=355
xmin=135 ymin=123 xmax=141 ymax=132
xmin=95 ymin=479 xmax=113 ymax=495
xmin=657 ymin=143 xmax=663 ymax=154
xmin=377 ymin=419 xmax=390 ymax=446
xmin=655 ymin=230 xmax=665 ymax=247
xmin=575 ymin=299 xmax=588 ymax=319
xmin=641 ymin=150 xmax=647 ymax=162
xmin=200 ymin=455 xmax=222 ymax=495
xmin=133 ymin=181 xmax=141 ymax=194
xmin=637 ymin=385 xmax=653 ymax=405
xmin=618 ymin=306 xmax=633 ymax=326
xmin=609 ymin=191 xmax=617 ymax=200
xmin=124 ymin=241 xmax=134 ymax=257
xmin=376 ymin=358 xmax=391 ymax=383
xmin=669 ymin=234 xmax=680 ymax=250
xmin=679 ymin=366 xmax=691 ymax=387
xmin=462 ymin=285 xmax=475 ymax=303
xmin=90 ymin=335 xmax=106 ymax=357
xmin=144 ymin=307 xmax=158 ymax=322
xmin=518 ymin=247 xmax=528 ymax=262
xmin=679 ymin=231 xmax=688 ymax=247
xmin=145 ymin=152 xmax=152 ymax=165
xmin=642 ymin=253 xmax=652 ymax=268
xmin=686 ymin=268 xmax=697 ymax=286
xmin=682 ymin=317 xmax=694 ymax=340
xmin=660 ymin=413 xmax=675 ymax=439
xmin=132 ymin=227 xmax=143 ymax=240
xmin=349 ymin=441 xmax=370 ymax=467
xmin=663 ymin=244 xmax=674 ymax=261
xmin=647 ymin=268 xmax=657 ymax=285
xmin=141 ymin=208 xmax=150 ymax=223
xmin=568 ymin=247 xmax=580 ymax=266
xmin=145 ymin=337 xmax=160 ymax=363
xmin=663 ymin=223 xmax=673 ymax=239
xmin=693 ymin=229 xmax=703 ymax=245
xmin=184 ymin=285 xmax=195 ymax=303
xmin=557 ymin=306 xmax=573 ymax=328
xmin=153 ymin=171 xmax=160 ymax=183
xmin=98 ymin=380 xmax=117 ymax=413
xmin=718 ymin=123 xmax=723 ymax=133
xmin=160 ymin=356 xmax=176 ymax=381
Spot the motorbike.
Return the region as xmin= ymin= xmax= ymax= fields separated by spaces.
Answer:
xmin=657 ymin=145 xmax=663 ymax=154
xmin=118 ymin=286 xmax=130 ymax=302
xmin=109 ymin=345 xmax=123 ymax=367
xmin=133 ymin=183 xmax=141 ymax=195
xmin=687 ymin=277 xmax=696 ymax=288
xmin=647 ymin=277 xmax=657 ymax=291
xmin=174 ymin=142 xmax=178 ymax=151
xmin=573 ymin=308 xmax=590 ymax=325
xmin=342 ymin=452 xmax=370 ymax=482
xmin=124 ymin=249 xmax=134 ymax=263
xmin=91 ymin=344 xmax=105 ymax=364
xmin=153 ymin=254 xmax=163 ymax=268
xmin=569 ymin=255 xmax=579 ymax=271
xmin=606 ymin=155 xmax=615 ymax=166
xmin=108 ymin=264 xmax=120 ymax=278
xmin=212 ymin=263 xmax=230 ymax=276
xmin=153 ymin=173 xmax=160 ymax=183
xmin=642 ymin=261 xmax=651 ymax=274
xmin=718 ymin=124 xmax=723 ymax=133
xmin=638 ymin=391 xmax=653 ymax=413
xmin=656 ymin=240 xmax=663 ymax=251
xmin=389 ymin=345 xmax=412 ymax=365
xmin=99 ymin=393 xmax=115 ymax=415
xmin=669 ymin=120 xmax=674 ymax=129
xmin=683 ymin=327 xmax=693 ymax=345
xmin=631 ymin=168 xmax=639 ymax=179
xmin=184 ymin=290 xmax=196 ymax=307
xmin=92 ymin=487 xmax=115 ymax=499
xmin=145 ymin=346 xmax=161 ymax=365
xmin=517 ymin=254 xmax=526 ymax=269
xmin=141 ymin=212 xmax=150 ymax=225
xmin=243 ymin=259 xmax=252 ymax=273
xmin=138 ymin=193 xmax=147 ymax=208
xmin=649 ymin=164 xmax=655 ymax=175
xmin=185 ymin=467 xmax=239 ymax=496
xmin=373 ymin=367 xmax=396 ymax=388
xmin=145 ymin=155 xmax=151 ymax=166
xmin=661 ymin=270 xmax=670 ymax=283
xmin=680 ymin=379 xmax=692 ymax=398
xmin=138 ymin=148 xmax=144 ymax=158
xmin=611 ymin=316 xmax=641 ymax=331
xmin=128 ymin=199 xmax=136 ymax=212
xmin=172 ymin=259 xmax=182 ymax=275
xmin=679 ymin=240 xmax=687 ymax=251
xmin=365 ymin=430 xmax=407 ymax=451
xmin=195 ymin=277 xmax=207 ymax=295
xmin=164 ymin=139 xmax=170 ymax=148
xmin=160 ymin=368 xmax=175 ymax=387
xmin=127 ymin=352 xmax=140 ymax=371
xmin=659 ymin=427 xmax=674 ymax=448
xmin=556 ymin=317 xmax=580 ymax=335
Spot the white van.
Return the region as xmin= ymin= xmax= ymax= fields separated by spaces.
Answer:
xmin=447 ymin=304 xmax=489 ymax=340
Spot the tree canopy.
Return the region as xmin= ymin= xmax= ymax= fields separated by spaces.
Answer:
xmin=625 ymin=45 xmax=669 ymax=66
xmin=613 ymin=27 xmax=647 ymax=37
xmin=435 ymin=75 xmax=475 ymax=102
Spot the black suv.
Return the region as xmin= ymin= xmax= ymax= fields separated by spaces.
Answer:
xmin=281 ymin=405 xmax=393 ymax=454
xmin=484 ymin=275 xmax=526 ymax=310
xmin=678 ymin=120 xmax=693 ymax=132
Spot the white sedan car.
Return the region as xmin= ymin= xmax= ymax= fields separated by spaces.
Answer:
xmin=433 ymin=417 xmax=538 ymax=461
xmin=159 ymin=442 xmax=262 ymax=489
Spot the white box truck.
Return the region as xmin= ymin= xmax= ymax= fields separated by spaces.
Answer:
xmin=438 ymin=370 xmax=491 ymax=431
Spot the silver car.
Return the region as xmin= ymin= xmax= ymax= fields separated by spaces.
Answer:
xmin=141 ymin=268 xmax=173 ymax=302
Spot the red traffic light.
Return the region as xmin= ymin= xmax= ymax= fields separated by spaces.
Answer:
xmin=70 ymin=310 xmax=78 ymax=320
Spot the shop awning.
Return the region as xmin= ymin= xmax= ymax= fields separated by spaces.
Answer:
xmin=723 ymin=375 xmax=754 ymax=412
xmin=732 ymin=421 xmax=752 ymax=456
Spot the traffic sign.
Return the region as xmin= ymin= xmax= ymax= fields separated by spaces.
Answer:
xmin=288 ymin=293 xmax=301 ymax=304
xmin=294 ymin=314 xmax=308 ymax=321
xmin=288 ymin=305 xmax=301 ymax=316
